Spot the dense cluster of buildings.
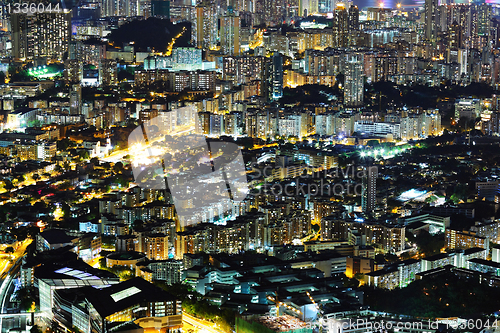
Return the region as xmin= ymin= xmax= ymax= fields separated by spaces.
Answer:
xmin=2 ymin=0 xmax=500 ymax=332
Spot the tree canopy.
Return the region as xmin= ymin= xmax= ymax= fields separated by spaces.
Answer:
xmin=107 ymin=18 xmax=191 ymax=52
xmin=364 ymin=271 xmax=500 ymax=318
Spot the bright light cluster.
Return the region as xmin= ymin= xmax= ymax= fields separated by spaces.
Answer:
xmin=130 ymin=146 xmax=165 ymax=167
xmin=360 ymin=146 xmax=411 ymax=158
xmin=29 ymin=66 xmax=48 ymax=75
xmin=397 ymin=189 xmax=427 ymax=202
xmin=28 ymin=65 xmax=62 ymax=78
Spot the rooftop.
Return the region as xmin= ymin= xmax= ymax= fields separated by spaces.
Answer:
xmin=468 ymin=258 xmax=500 ymax=268
xmin=39 ymin=229 xmax=78 ymax=245
xmin=107 ymin=251 xmax=147 ymax=261
xmin=85 ymin=277 xmax=177 ymax=318
xmin=34 ymin=261 xmax=117 ymax=281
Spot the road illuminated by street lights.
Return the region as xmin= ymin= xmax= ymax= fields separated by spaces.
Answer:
xmin=0 ymin=239 xmax=32 ymax=279
xmin=0 ymin=239 xmax=32 ymax=333
xmin=182 ymin=312 xmax=221 ymax=333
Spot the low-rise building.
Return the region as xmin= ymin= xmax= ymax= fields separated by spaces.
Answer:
xmin=53 ymin=277 xmax=182 ymax=333
xmin=364 ymin=259 xmax=421 ymax=289
xmin=467 ymin=258 xmax=500 ymax=276
xmin=106 ymin=251 xmax=147 ymax=270
xmin=345 ymin=256 xmax=374 ymax=278
xmin=136 ymin=259 xmax=183 ymax=284
xmin=445 ymin=229 xmax=487 ymax=250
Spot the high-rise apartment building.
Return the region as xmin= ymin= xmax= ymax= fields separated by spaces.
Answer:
xmin=11 ymin=10 xmax=72 ymax=61
xmin=315 ymin=114 xmax=334 ymax=136
xmin=195 ymin=1 xmax=218 ymax=50
xmin=424 ymin=0 xmax=438 ymax=42
xmin=100 ymin=0 xmax=143 ymax=16
xmin=101 ymin=0 xmax=116 ymax=16
xmin=335 ymin=4 xmax=349 ymax=47
xmin=264 ymin=0 xmax=284 ymax=25
xmin=348 ymin=5 xmax=359 ymax=31
xmin=343 ymin=53 xmax=364 ymax=107
xmin=263 ymin=53 xmax=283 ymax=102
xmin=361 ymin=166 xmax=377 ymax=213
xmin=220 ymin=7 xmax=240 ymax=55
xmin=448 ymin=21 xmax=463 ymax=49
xmin=136 ymin=233 xmax=170 ymax=260
xmin=69 ymin=85 xmax=82 ymax=115
xmin=99 ymin=59 xmax=118 ymax=86
xmin=476 ymin=4 xmax=491 ymax=37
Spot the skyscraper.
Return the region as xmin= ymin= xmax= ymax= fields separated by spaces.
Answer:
xmin=348 ymin=5 xmax=359 ymax=31
xmin=220 ymin=7 xmax=240 ymax=55
xmin=424 ymin=0 xmax=438 ymax=42
xmin=335 ymin=3 xmax=349 ymax=47
xmin=101 ymin=0 xmax=116 ymax=16
xmin=343 ymin=53 xmax=364 ymax=107
xmin=476 ymin=4 xmax=491 ymax=38
xmin=362 ymin=166 xmax=377 ymax=213
xmin=265 ymin=53 xmax=283 ymax=101
xmin=69 ymin=85 xmax=82 ymax=115
xmin=196 ymin=1 xmax=218 ymax=50
xmin=264 ymin=0 xmax=284 ymax=25
xmin=448 ymin=21 xmax=463 ymax=49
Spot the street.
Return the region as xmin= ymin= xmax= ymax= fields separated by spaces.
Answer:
xmin=0 ymin=239 xmax=32 ymax=333
xmin=182 ymin=312 xmax=222 ymax=333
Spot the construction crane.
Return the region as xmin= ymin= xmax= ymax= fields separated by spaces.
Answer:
xmin=306 ymin=291 xmax=325 ymax=322
xmin=306 ymin=291 xmax=320 ymax=312
xmin=267 ymin=294 xmax=302 ymax=317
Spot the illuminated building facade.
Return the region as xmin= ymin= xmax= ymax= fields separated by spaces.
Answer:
xmin=53 ymin=278 xmax=182 ymax=333
xmin=136 ymin=259 xmax=183 ymax=284
xmin=220 ymin=8 xmax=241 ymax=56
xmin=346 ymin=256 xmax=374 ymax=278
xmin=11 ymin=10 xmax=72 ymax=61
xmin=445 ymin=229 xmax=487 ymax=250
xmin=424 ymin=0 xmax=438 ymax=42
xmin=278 ymin=114 xmax=307 ymax=138
xmin=343 ymin=53 xmax=364 ymax=107
xmin=335 ymin=4 xmax=349 ymax=47
xmin=467 ymin=258 xmax=500 ymax=276
xmin=36 ymin=263 xmax=120 ymax=315
xmin=99 ymin=59 xmax=118 ymax=86
xmin=195 ymin=2 xmax=218 ymax=50
xmin=361 ymin=166 xmax=377 ymax=213
xmin=455 ymin=98 xmax=481 ymax=120
xmin=223 ymin=56 xmax=264 ymax=85
xmin=365 ymin=259 xmax=421 ymax=289
xmin=136 ymin=232 xmax=170 ymax=260
xmin=266 ymin=53 xmax=283 ymax=101
xmin=144 ymin=47 xmax=207 ymax=71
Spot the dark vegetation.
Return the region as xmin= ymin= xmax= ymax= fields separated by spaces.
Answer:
xmin=280 ymin=81 xmax=498 ymax=110
xmin=107 ymin=18 xmax=191 ymax=52
xmin=364 ymin=272 xmax=500 ymax=318
xmin=155 ymin=282 xmax=236 ymax=332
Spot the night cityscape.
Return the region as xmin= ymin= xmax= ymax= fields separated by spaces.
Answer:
xmin=1 ymin=0 xmax=500 ymax=332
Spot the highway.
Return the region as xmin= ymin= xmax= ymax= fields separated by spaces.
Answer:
xmin=182 ymin=312 xmax=222 ymax=333
xmin=0 ymin=239 xmax=33 ymax=333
